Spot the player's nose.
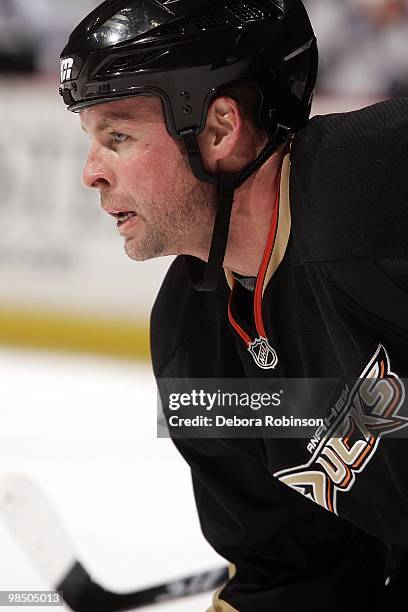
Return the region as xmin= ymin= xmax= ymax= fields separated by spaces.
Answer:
xmin=82 ymin=143 xmax=114 ymax=190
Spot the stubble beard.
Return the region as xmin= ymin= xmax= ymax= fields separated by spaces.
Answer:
xmin=124 ymin=160 xmax=216 ymax=262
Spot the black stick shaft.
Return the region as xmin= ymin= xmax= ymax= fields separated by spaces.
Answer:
xmin=58 ymin=562 xmax=228 ymax=611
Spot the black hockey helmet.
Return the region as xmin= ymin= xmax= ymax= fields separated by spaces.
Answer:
xmin=60 ymin=0 xmax=318 ymax=291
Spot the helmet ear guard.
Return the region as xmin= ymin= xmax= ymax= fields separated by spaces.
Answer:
xmin=60 ymin=0 xmax=318 ymax=291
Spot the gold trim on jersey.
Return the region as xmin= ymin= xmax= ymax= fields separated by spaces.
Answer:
xmin=206 ymin=564 xmax=239 ymax=612
xmin=262 ymin=151 xmax=291 ymax=296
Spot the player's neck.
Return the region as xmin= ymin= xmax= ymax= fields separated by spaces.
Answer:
xmin=224 ymin=149 xmax=285 ymax=278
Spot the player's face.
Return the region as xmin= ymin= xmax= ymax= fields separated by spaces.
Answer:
xmin=80 ymin=97 xmax=216 ymax=262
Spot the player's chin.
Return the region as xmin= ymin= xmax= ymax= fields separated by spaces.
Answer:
xmin=124 ymin=237 xmax=165 ymax=262
xmin=124 ymin=241 xmax=147 ymax=262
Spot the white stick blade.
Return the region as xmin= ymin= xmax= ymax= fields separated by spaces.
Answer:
xmin=0 ymin=473 xmax=77 ymax=588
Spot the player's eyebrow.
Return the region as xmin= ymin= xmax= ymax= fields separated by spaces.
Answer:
xmin=81 ymin=110 xmax=138 ymax=134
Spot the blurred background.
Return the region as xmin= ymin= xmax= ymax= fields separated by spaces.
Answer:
xmin=1 ymin=0 xmax=408 ymax=360
xmin=0 ymin=0 xmax=407 ymax=609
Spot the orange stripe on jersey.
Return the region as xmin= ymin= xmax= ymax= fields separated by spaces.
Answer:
xmin=352 ymin=436 xmax=376 ymax=469
xmin=254 ymin=168 xmax=282 ymax=338
xmin=227 ymin=164 xmax=282 ymax=347
xmin=326 ymin=477 xmax=334 ymax=513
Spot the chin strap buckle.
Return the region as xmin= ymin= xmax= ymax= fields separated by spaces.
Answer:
xmin=180 ymin=128 xmax=201 ymax=155
xmin=180 ymin=129 xmax=218 ymax=186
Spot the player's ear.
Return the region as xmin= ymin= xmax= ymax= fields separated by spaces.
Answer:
xmin=198 ymin=96 xmax=242 ymax=172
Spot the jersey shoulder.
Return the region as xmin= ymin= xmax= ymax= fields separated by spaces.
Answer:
xmin=290 ymin=98 xmax=408 ymax=263
xmin=293 ymin=97 xmax=408 ymax=156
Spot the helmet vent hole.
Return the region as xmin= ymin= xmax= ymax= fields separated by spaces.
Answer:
xmin=226 ymin=2 xmax=265 ymax=22
xmin=100 ymin=49 xmax=169 ymax=75
xmin=158 ymin=22 xmax=185 ymax=36
xmin=190 ymin=10 xmax=227 ymax=29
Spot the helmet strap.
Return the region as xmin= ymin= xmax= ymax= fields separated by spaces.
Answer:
xmin=186 ymin=174 xmax=236 ymax=291
xmin=180 ymin=124 xmax=292 ymax=292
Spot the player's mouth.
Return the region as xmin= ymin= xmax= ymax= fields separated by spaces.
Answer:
xmin=108 ymin=210 xmax=138 ymax=229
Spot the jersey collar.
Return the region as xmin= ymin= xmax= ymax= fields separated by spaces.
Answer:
xmin=225 ymin=152 xmax=291 ymax=296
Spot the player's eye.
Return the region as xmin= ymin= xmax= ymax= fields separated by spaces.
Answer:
xmin=112 ymin=132 xmax=128 ymax=144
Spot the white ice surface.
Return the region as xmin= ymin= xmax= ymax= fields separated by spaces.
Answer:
xmin=0 ymin=348 xmax=223 ymax=611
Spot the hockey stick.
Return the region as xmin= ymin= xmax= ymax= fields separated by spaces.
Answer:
xmin=0 ymin=474 xmax=228 ymax=611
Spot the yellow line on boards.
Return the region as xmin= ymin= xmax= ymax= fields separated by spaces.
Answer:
xmin=0 ymin=308 xmax=150 ymax=361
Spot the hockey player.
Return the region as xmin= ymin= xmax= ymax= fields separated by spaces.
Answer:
xmin=60 ymin=1 xmax=408 ymax=609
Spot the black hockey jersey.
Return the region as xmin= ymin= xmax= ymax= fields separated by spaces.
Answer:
xmin=150 ymin=98 xmax=408 ymax=610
